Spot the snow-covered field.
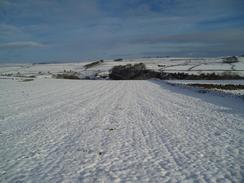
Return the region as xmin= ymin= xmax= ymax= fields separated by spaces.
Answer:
xmin=0 ymin=78 xmax=243 ymax=182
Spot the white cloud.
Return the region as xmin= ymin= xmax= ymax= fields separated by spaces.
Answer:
xmin=0 ymin=41 xmax=46 ymax=49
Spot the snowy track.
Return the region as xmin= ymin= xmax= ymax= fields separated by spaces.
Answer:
xmin=0 ymin=79 xmax=243 ymax=182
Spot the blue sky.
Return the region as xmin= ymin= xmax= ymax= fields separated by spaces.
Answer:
xmin=0 ymin=0 xmax=244 ymax=63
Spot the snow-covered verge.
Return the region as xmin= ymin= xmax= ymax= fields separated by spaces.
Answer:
xmin=0 ymin=79 xmax=243 ymax=182
xmin=167 ymin=80 xmax=244 ymax=97
xmin=166 ymin=80 xmax=244 ymax=85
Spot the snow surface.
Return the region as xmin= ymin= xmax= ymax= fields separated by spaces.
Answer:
xmin=0 ymin=78 xmax=243 ymax=182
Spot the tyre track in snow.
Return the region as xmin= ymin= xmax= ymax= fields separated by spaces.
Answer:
xmin=0 ymin=79 xmax=243 ymax=182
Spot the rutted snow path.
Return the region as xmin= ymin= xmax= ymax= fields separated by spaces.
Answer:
xmin=0 ymin=79 xmax=243 ymax=182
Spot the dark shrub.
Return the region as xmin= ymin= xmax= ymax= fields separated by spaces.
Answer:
xmin=109 ymin=63 xmax=146 ymax=80
xmin=19 ymin=78 xmax=34 ymax=82
xmin=223 ymin=56 xmax=239 ymax=63
xmin=114 ymin=58 xmax=123 ymax=62
xmin=55 ymin=73 xmax=80 ymax=80
xmin=84 ymin=60 xmax=104 ymax=69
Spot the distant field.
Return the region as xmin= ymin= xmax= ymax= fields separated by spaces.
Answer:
xmin=1 ymin=57 xmax=244 ymax=79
